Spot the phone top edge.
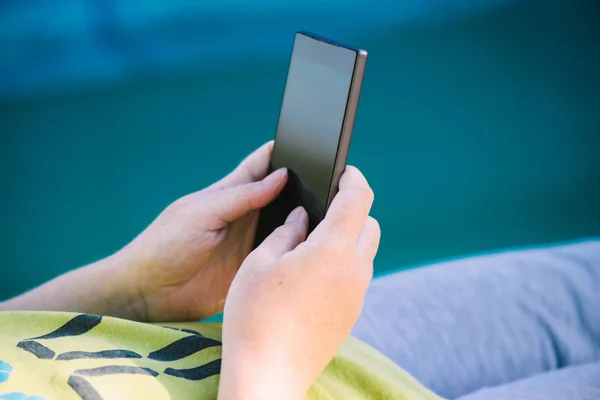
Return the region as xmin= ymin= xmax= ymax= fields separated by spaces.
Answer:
xmin=296 ymin=31 xmax=367 ymax=56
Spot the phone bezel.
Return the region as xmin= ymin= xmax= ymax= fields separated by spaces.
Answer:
xmin=272 ymin=31 xmax=368 ymax=211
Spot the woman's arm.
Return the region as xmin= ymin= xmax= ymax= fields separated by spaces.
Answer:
xmin=218 ymin=167 xmax=380 ymax=400
xmin=0 ymin=142 xmax=288 ymax=323
xmin=0 ymin=250 xmax=144 ymax=320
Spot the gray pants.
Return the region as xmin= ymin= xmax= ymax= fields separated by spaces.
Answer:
xmin=352 ymin=240 xmax=600 ymax=399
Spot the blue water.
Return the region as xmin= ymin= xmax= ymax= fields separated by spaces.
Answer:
xmin=1 ymin=0 xmax=599 ymax=299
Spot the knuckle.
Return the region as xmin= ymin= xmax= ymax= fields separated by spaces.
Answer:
xmin=319 ymin=235 xmax=346 ymax=252
xmin=345 ymin=165 xmax=368 ymax=185
xmin=242 ymin=163 xmax=261 ymax=183
xmin=337 ymin=201 xmax=356 ymax=222
xmin=238 ymin=183 xmax=255 ymax=198
xmin=270 ymin=224 xmax=301 ymax=244
xmin=237 ymin=183 xmax=260 ymax=207
xmin=344 ymin=165 xmax=359 ymax=176
xmin=166 ymin=194 xmax=194 ymax=214
xmin=358 ymin=187 xmax=374 ymax=208
xmin=354 ymin=261 xmax=373 ymax=291
xmin=172 ymin=194 xmax=191 ymax=207
xmin=368 ymin=216 xmax=381 ymax=240
xmin=274 ymin=224 xmax=295 ymax=238
xmin=305 ymin=237 xmax=342 ymax=258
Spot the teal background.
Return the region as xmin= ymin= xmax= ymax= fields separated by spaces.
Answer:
xmin=1 ymin=0 xmax=599 ymax=299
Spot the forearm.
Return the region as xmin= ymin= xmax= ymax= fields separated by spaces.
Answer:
xmin=218 ymin=345 xmax=308 ymax=400
xmin=218 ymin=370 xmax=306 ymax=400
xmin=0 ymin=251 xmax=145 ymax=321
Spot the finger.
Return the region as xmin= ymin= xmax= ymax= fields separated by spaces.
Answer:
xmin=216 ymin=167 xmax=287 ymax=223
xmin=254 ymin=207 xmax=308 ymax=261
xmin=312 ymin=166 xmax=374 ymax=241
xmin=356 ymin=216 xmax=381 ymax=262
xmin=217 ymin=141 xmax=274 ymax=188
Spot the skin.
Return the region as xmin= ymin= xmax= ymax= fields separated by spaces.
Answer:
xmin=0 ymin=142 xmax=381 ymax=400
xmin=219 ymin=167 xmax=380 ymax=400
xmin=0 ymin=142 xmax=285 ymax=322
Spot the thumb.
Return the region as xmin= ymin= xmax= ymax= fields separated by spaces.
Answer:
xmin=217 ymin=168 xmax=287 ymax=223
xmin=256 ymin=207 xmax=309 ymax=261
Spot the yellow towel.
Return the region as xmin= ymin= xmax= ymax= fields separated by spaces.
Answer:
xmin=0 ymin=311 xmax=443 ymax=400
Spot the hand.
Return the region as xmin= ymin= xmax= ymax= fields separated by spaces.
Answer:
xmin=0 ymin=142 xmax=287 ymax=322
xmin=121 ymin=141 xmax=288 ymax=322
xmin=218 ymin=167 xmax=380 ymax=400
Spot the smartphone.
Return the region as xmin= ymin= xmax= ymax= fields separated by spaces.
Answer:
xmin=254 ymin=32 xmax=367 ymax=247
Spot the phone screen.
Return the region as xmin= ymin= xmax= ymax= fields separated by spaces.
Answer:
xmin=254 ymin=33 xmax=358 ymax=246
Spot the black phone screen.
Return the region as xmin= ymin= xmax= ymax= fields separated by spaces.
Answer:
xmin=254 ymin=33 xmax=357 ymax=246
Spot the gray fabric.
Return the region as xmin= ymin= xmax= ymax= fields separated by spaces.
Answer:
xmin=352 ymin=239 xmax=600 ymax=399
xmin=457 ymin=362 xmax=600 ymax=400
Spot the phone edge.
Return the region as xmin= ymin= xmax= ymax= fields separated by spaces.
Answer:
xmin=268 ymin=33 xmax=299 ymax=173
xmin=325 ymin=49 xmax=368 ymax=210
xmin=296 ymin=31 xmax=362 ymax=53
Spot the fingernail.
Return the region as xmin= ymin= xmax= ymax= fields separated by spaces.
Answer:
xmin=286 ymin=206 xmax=307 ymax=224
xmin=264 ymin=167 xmax=287 ymax=186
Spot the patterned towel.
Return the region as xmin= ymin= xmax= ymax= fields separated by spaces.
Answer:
xmin=0 ymin=311 xmax=443 ymax=400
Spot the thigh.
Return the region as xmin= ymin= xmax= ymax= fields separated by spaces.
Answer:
xmin=457 ymin=362 xmax=600 ymax=400
xmin=352 ymin=240 xmax=600 ymax=399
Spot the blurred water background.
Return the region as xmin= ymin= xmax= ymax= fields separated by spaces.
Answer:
xmin=1 ymin=0 xmax=599 ymax=299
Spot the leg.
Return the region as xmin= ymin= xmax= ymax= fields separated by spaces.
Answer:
xmin=352 ymin=240 xmax=600 ymax=399
xmin=457 ymin=362 xmax=600 ymax=400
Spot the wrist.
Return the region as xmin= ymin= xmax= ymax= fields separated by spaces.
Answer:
xmin=0 ymin=251 xmax=146 ymax=321
xmin=95 ymin=249 xmax=148 ymax=321
xmin=218 ymin=371 xmax=305 ymax=400
xmin=218 ymin=343 xmax=307 ymax=400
